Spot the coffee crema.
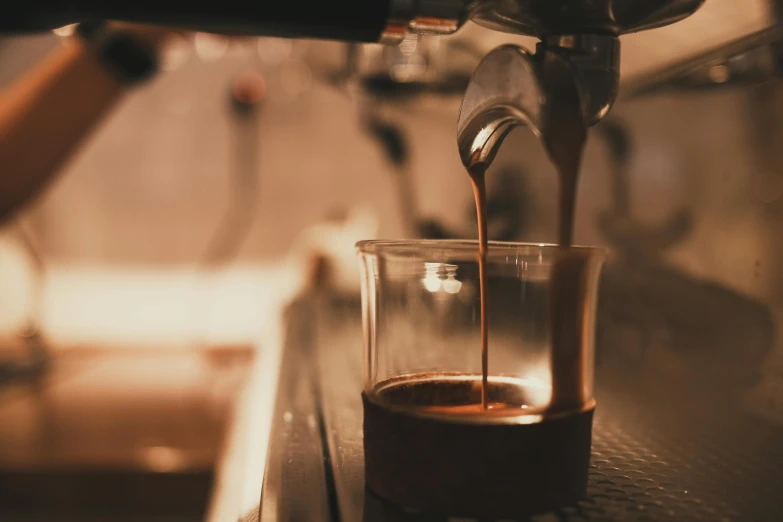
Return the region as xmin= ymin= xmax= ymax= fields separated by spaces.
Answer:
xmin=373 ymin=372 xmax=549 ymax=419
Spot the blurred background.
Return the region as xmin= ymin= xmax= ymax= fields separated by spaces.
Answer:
xmin=2 ymin=0 xmax=783 ymax=520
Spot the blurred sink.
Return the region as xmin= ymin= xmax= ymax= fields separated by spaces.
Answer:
xmin=0 ymin=346 xmax=253 ymax=521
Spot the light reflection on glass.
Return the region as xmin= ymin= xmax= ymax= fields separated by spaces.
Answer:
xmin=442 ymin=265 xmax=462 ymax=294
xmin=519 ymin=359 xmax=553 ymax=406
xmin=422 ymin=262 xmax=442 ymax=292
xmin=422 ymin=263 xmax=463 ymax=294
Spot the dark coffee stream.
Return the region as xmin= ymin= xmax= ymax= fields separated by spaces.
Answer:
xmin=468 ymin=164 xmax=490 ymax=409
xmin=469 ymin=161 xmax=587 ymax=412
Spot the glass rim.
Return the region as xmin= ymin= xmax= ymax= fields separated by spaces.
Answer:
xmin=356 ymin=239 xmax=606 ymax=257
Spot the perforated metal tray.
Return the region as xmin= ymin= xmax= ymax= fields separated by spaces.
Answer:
xmin=259 ymin=296 xmax=783 ymax=522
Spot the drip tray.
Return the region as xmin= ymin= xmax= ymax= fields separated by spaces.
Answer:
xmin=259 ymin=296 xmax=783 ymax=521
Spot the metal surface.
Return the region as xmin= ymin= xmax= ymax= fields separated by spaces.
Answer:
xmin=388 ymin=0 xmax=701 ymax=127
xmin=385 ymin=0 xmax=705 ymax=43
xmin=456 ymin=39 xmax=618 ymax=175
xmin=261 ymin=293 xmax=783 ymax=521
xmin=457 ymin=45 xmax=545 ymax=168
xmin=622 ymin=26 xmax=783 ymax=97
xmin=467 ymin=0 xmax=704 ymax=37
xmin=381 ymin=0 xmax=464 ymax=44
xmin=258 ymin=299 xmax=333 ymax=522
xmin=456 ymin=44 xmax=589 ymax=174
xmin=543 ymin=34 xmax=621 ymax=124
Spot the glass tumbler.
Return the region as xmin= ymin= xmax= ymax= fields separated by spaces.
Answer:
xmin=357 ymin=240 xmax=605 ymax=518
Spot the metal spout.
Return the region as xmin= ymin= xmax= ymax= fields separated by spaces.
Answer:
xmin=457 ymin=45 xmax=545 ymax=168
xmin=457 ymin=40 xmax=601 ymax=172
xmin=467 ymin=0 xmax=705 ymax=37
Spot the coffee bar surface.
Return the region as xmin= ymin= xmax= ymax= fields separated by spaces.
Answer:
xmin=255 ymin=294 xmax=783 ymax=522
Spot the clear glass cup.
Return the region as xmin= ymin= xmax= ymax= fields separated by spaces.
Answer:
xmin=357 ymin=239 xmax=605 ymax=518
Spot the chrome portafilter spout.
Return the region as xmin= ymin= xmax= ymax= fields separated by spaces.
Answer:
xmin=457 ymin=0 xmax=706 ymax=153
xmin=456 ymin=0 xmax=708 ymax=171
xmin=457 ymin=35 xmax=618 ymax=172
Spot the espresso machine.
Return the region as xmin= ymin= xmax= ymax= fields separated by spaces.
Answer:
xmin=4 ymin=1 xmax=705 ymax=129
xmin=7 ymin=2 xmax=783 ymax=522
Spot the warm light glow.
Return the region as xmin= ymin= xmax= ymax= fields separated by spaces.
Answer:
xmin=423 ymin=263 xmax=464 ymax=294
xmin=422 ymin=262 xmax=442 ymax=292
xmin=442 ymin=265 xmax=462 ymax=294
xmin=518 ymin=358 xmax=553 ymax=407
xmin=160 ymin=34 xmax=193 ymax=72
xmin=423 ymin=274 xmax=442 ymax=292
xmin=442 ymin=277 xmax=462 ymax=294
xmin=709 ymin=64 xmax=731 ymax=84
xmin=194 ymin=33 xmax=229 ymax=61
xmin=52 ymin=24 xmax=77 ymax=37
xmin=139 ymin=445 xmax=188 ymax=473
xmin=39 ymin=264 xmax=302 ymax=348
xmin=0 ymin=239 xmax=34 ymax=333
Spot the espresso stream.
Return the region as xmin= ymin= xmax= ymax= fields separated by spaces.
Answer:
xmin=468 ymin=164 xmax=490 ymax=409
